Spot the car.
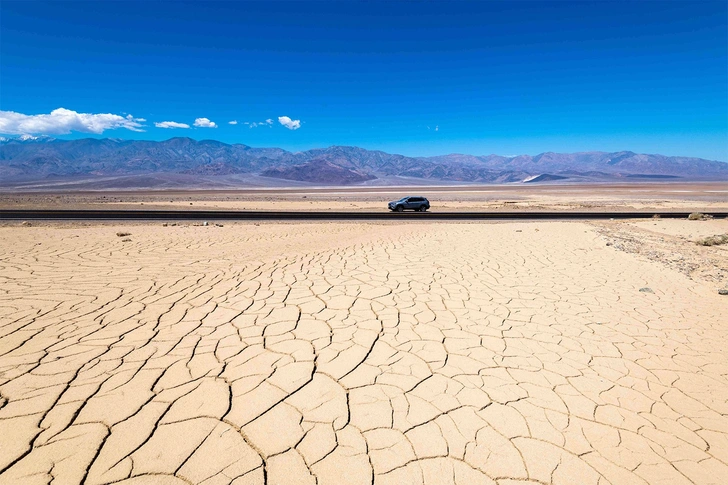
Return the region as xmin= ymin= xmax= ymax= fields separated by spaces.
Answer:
xmin=388 ymin=196 xmax=430 ymax=212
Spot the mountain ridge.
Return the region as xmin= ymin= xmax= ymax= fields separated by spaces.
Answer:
xmin=1 ymin=136 xmax=726 ymax=187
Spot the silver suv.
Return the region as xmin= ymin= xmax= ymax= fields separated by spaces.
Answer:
xmin=388 ymin=196 xmax=430 ymax=212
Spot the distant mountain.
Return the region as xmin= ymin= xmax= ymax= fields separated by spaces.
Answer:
xmin=0 ymin=134 xmax=55 ymax=143
xmin=523 ymin=174 xmax=569 ymax=183
xmin=262 ymin=159 xmax=377 ymax=184
xmin=0 ymin=136 xmax=726 ymax=188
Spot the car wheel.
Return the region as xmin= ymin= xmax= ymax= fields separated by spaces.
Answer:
xmin=419 ymin=205 xmax=427 ymax=212
xmin=396 ymin=205 xmax=404 ymax=212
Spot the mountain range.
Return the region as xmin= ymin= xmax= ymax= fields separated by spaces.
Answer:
xmin=1 ymin=136 xmax=726 ymax=189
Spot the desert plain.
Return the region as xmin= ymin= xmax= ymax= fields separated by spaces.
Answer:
xmin=1 ymin=184 xmax=727 ymax=485
xmin=1 ymin=181 xmax=727 ymax=212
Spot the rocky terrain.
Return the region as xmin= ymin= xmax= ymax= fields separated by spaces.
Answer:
xmin=1 ymin=136 xmax=727 ymax=188
xmin=261 ymin=159 xmax=377 ymax=184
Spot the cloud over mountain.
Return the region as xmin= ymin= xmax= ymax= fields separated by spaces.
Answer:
xmin=278 ymin=116 xmax=301 ymax=130
xmin=155 ymin=121 xmax=190 ymax=129
xmin=244 ymin=119 xmax=274 ymax=128
xmin=193 ymin=117 xmax=217 ymax=128
xmin=0 ymin=108 xmax=145 ymax=135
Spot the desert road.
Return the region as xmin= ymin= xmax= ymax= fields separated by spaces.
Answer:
xmin=1 ymin=209 xmax=727 ymax=221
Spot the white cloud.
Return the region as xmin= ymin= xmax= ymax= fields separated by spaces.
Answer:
xmin=244 ymin=119 xmax=274 ymax=128
xmin=0 ymin=108 xmax=146 ymax=135
xmin=155 ymin=121 xmax=190 ymax=129
xmin=228 ymin=120 xmax=238 ymax=125
xmin=193 ymin=117 xmax=217 ymax=128
xmin=435 ymin=125 xmax=439 ymax=132
xmin=278 ymin=116 xmax=301 ymax=130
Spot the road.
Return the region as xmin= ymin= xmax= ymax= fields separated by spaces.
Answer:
xmin=1 ymin=209 xmax=727 ymax=220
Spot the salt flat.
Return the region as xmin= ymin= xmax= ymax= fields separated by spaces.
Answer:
xmin=0 ymin=220 xmax=727 ymax=485
xmin=2 ymin=182 xmax=727 ymax=213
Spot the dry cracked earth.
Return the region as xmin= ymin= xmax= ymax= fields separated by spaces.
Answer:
xmin=0 ymin=221 xmax=727 ymax=485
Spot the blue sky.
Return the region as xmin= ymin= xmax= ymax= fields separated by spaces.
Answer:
xmin=1 ymin=1 xmax=726 ymax=160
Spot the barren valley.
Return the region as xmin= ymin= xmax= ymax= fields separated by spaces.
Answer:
xmin=1 ymin=182 xmax=727 ymax=213
xmin=1 ymin=200 xmax=727 ymax=484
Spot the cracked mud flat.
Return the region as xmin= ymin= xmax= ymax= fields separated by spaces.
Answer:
xmin=1 ymin=221 xmax=726 ymax=485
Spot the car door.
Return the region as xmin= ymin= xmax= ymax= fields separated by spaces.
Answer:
xmin=405 ymin=197 xmax=417 ymax=209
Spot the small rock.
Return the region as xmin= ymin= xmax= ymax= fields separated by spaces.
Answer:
xmin=719 ymin=289 xmax=728 ymax=296
xmin=121 ymin=238 xmax=131 ymax=242
xmin=515 ymin=230 xmax=522 ymax=233
xmin=215 ymin=223 xmax=224 ymax=227
xmin=639 ymin=287 xmax=654 ymax=293
xmin=606 ymin=242 xmax=612 ymax=246
xmin=162 ymin=223 xmax=168 ymax=227
xmin=21 ymin=221 xmax=31 ymax=227
xmin=116 ymin=232 xmax=131 ymax=237
xmin=203 ymin=221 xmax=209 ymax=226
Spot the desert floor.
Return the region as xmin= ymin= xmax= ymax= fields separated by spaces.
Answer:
xmin=1 ymin=216 xmax=727 ymax=485
xmin=1 ymin=182 xmax=727 ymax=212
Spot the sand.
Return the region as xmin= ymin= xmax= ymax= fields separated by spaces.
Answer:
xmin=1 ymin=219 xmax=727 ymax=485
xmin=1 ymin=182 xmax=727 ymax=213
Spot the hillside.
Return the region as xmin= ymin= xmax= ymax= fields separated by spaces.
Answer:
xmin=1 ymin=136 xmax=726 ymax=188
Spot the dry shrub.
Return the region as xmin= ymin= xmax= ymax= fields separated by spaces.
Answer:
xmin=688 ymin=212 xmax=713 ymax=221
xmin=696 ymin=234 xmax=728 ymax=246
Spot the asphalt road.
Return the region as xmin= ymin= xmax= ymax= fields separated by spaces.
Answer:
xmin=1 ymin=210 xmax=727 ymax=220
